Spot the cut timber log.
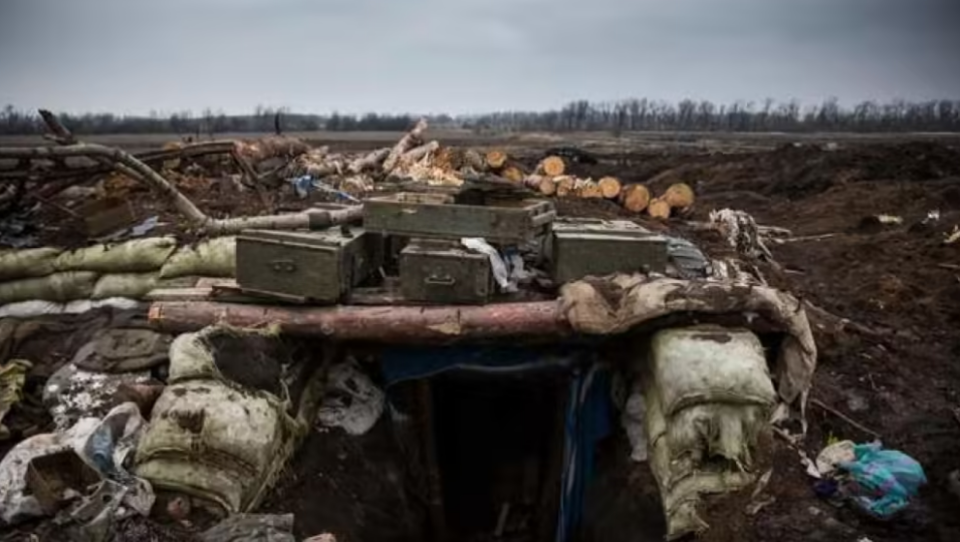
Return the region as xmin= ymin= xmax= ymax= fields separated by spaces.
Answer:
xmin=664 ymin=182 xmax=695 ymax=210
xmin=524 ymin=175 xmax=556 ymax=196
xmin=502 ymin=165 xmax=525 ymax=183
xmin=597 ymin=176 xmax=622 ymax=199
xmin=348 ymin=147 xmax=390 ymax=174
xmin=620 ymin=184 xmax=651 ymax=213
xmin=579 ymin=182 xmax=603 ymax=199
xmin=647 ymin=198 xmax=671 ymax=220
xmin=485 ymin=150 xmax=508 ymax=170
xmin=538 ymin=156 xmax=565 ymax=177
xmin=235 ymin=136 xmax=310 ymax=163
xmin=383 ymin=118 xmax=428 ymax=173
xmin=554 ymin=176 xmax=575 ymax=197
xmin=149 ymin=300 xmax=570 ymax=344
xmin=402 ymin=141 xmax=440 ymax=164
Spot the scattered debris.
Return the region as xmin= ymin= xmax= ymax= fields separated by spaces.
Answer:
xmin=316 ymin=360 xmax=385 ymax=436
xmin=831 ymin=442 xmax=927 ymax=519
xmin=0 ymin=359 xmax=31 ymax=440
xmin=199 ymin=513 xmax=296 ymax=542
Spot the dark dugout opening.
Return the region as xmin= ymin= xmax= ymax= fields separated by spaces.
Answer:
xmin=382 ymin=345 xmax=613 ymax=542
xmin=433 ymin=369 xmax=566 ymax=541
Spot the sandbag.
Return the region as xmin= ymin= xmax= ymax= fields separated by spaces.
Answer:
xmin=642 ymin=375 xmax=756 ymax=541
xmin=0 ymin=248 xmax=62 ymax=282
xmin=92 ymin=273 xmax=160 ymax=300
xmin=134 ymin=325 xmax=316 ymax=515
xmin=159 ymin=237 xmax=236 ymax=279
xmin=55 ymin=237 xmax=178 ymax=274
xmin=666 ymin=403 xmax=768 ymax=468
xmin=0 ymin=272 xmax=98 ymax=305
xmin=650 ymin=327 xmax=776 ymax=416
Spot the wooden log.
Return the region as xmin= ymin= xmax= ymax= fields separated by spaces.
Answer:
xmin=402 ymin=140 xmax=440 ymax=164
xmin=148 ymin=300 xmax=570 ymax=343
xmin=579 ymin=181 xmax=603 ymax=199
xmin=619 ymin=184 xmax=651 ymax=213
xmin=554 ymin=176 xmax=575 ymax=197
xmin=523 ymin=175 xmax=556 ymax=196
xmin=462 ymin=149 xmax=485 ymax=172
xmin=647 ymin=198 xmax=671 ymax=220
xmin=664 ymin=182 xmax=695 ymax=209
xmin=383 ymin=118 xmax=428 ymax=172
xmin=597 ymin=176 xmax=622 ymax=199
xmin=347 ymin=147 xmax=390 ymax=174
xmin=235 ymin=136 xmax=310 ymax=163
xmin=537 ymin=156 xmax=565 ymax=177
xmin=485 ymin=149 xmax=508 ymax=170
xmin=502 ymin=165 xmax=525 ymax=183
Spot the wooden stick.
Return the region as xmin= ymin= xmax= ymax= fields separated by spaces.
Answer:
xmin=810 ymin=398 xmax=880 ymax=438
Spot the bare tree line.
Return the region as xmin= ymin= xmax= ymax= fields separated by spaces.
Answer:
xmin=2 ymin=97 xmax=959 ymax=136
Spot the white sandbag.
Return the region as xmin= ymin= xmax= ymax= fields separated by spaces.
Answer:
xmin=0 ymin=297 xmax=141 ymax=319
xmin=135 ymin=325 xmax=316 ymax=515
xmin=0 ymin=247 xmax=62 ymax=282
xmin=642 ymin=376 xmax=757 ymax=541
xmin=159 ymin=237 xmax=236 ymax=279
xmin=0 ymin=271 xmax=99 ymax=305
xmin=650 ymin=327 xmax=776 ymax=416
xmin=92 ymin=272 xmax=160 ymax=300
xmin=55 ymin=237 xmax=178 ymax=274
xmin=666 ymin=403 xmax=768 ymax=469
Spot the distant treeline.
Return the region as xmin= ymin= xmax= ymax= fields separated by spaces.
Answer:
xmin=2 ymin=98 xmax=960 ymax=135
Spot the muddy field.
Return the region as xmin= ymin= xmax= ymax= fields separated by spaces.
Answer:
xmin=2 ymin=133 xmax=959 ymax=542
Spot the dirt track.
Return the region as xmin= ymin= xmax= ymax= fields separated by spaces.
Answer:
xmin=3 ymin=136 xmax=960 ymax=541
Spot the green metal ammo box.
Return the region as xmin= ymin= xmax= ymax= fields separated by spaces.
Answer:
xmin=545 ymin=218 xmax=669 ymax=284
xmin=363 ymin=192 xmax=556 ymax=244
xmin=399 ymin=239 xmax=493 ymax=305
xmin=235 ymin=228 xmax=380 ymax=304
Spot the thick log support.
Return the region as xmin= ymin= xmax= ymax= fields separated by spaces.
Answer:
xmin=148 ymin=300 xmax=569 ymax=343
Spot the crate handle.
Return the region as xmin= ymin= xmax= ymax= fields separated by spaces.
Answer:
xmin=425 ymin=274 xmax=456 ymax=286
xmin=269 ymin=259 xmax=297 ymax=273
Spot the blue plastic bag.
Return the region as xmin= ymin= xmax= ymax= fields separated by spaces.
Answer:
xmin=838 ymin=442 xmax=926 ymax=519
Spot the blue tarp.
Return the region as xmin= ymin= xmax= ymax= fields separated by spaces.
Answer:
xmin=380 ymin=345 xmax=613 ymax=542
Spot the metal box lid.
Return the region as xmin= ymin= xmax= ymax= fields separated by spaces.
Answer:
xmin=238 ymin=228 xmax=366 ymax=248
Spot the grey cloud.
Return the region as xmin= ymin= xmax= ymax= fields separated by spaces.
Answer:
xmin=0 ymin=0 xmax=957 ymax=115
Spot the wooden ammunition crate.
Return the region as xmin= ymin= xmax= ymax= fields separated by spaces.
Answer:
xmin=363 ymin=192 xmax=556 ymax=244
xmin=236 ymin=227 xmax=381 ymax=304
xmin=546 ymin=218 xmax=668 ymax=284
xmin=400 ymin=239 xmax=493 ymax=305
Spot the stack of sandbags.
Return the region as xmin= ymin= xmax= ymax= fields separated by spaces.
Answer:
xmin=0 ymin=237 xmax=237 ymax=306
xmin=640 ymin=326 xmax=777 ymax=540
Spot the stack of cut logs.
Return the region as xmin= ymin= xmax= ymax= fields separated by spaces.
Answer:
xmin=484 ymin=149 xmax=696 ymax=219
xmin=212 ymin=119 xmax=697 ymax=218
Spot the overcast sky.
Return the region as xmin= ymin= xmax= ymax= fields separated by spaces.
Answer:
xmin=1 ymin=0 xmax=958 ymax=115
